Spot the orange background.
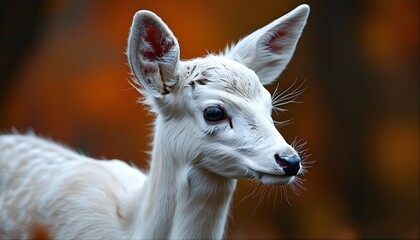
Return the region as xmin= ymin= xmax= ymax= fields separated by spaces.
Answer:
xmin=0 ymin=0 xmax=418 ymax=239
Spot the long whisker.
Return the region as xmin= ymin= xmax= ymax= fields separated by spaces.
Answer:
xmin=291 ymin=137 xmax=314 ymax=176
xmin=274 ymin=118 xmax=293 ymax=127
xmin=272 ymin=187 xmax=278 ymax=214
xmin=282 ymin=186 xmax=292 ymax=207
xmin=272 ymin=78 xmax=306 ymax=113
xmin=234 ymin=181 xmax=259 ymax=208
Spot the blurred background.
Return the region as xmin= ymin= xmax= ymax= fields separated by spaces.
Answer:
xmin=0 ymin=0 xmax=418 ymax=239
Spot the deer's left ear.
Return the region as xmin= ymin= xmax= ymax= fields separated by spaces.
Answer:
xmin=127 ymin=10 xmax=180 ymax=98
xmin=224 ymin=4 xmax=309 ymax=85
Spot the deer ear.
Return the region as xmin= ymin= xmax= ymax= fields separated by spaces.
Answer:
xmin=224 ymin=4 xmax=309 ymax=85
xmin=127 ymin=10 xmax=180 ymax=98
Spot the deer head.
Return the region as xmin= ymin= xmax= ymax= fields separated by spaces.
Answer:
xmin=127 ymin=5 xmax=310 ymax=186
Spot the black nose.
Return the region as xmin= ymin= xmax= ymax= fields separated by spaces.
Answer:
xmin=275 ymin=154 xmax=301 ymax=176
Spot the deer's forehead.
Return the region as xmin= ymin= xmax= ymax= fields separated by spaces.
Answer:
xmin=182 ymin=56 xmax=262 ymax=99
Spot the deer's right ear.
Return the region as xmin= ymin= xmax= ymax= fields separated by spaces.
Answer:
xmin=127 ymin=10 xmax=180 ymax=98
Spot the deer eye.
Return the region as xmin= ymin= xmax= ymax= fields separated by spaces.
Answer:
xmin=203 ymin=107 xmax=225 ymax=122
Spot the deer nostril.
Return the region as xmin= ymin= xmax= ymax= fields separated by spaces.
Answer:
xmin=275 ymin=154 xmax=301 ymax=176
xmin=274 ymin=154 xmax=288 ymax=168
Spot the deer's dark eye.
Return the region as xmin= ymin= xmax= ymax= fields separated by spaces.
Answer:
xmin=203 ymin=107 xmax=225 ymax=122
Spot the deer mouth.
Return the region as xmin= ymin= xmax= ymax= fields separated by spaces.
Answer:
xmin=257 ymin=172 xmax=295 ymax=185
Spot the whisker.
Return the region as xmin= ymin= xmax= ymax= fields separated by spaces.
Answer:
xmin=234 ymin=182 xmax=259 ymax=208
xmin=289 ymin=182 xmax=300 ymax=196
xmin=272 ymin=187 xmax=278 ymax=214
xmin=252 ymin=184 xmax=267 ymax=216
xmin=272 ymin=78 xmax=306 ymax=113
xmin=289 ymin=177 xmax=307 ymax=196
xmin=291 ymin=137 xmax=307 ymax=151
xmin=282 ymin=186 xmax=292 ymax=207
xmin=291 ymin=137 xmax=314 ymax=174
xmin=294 ymin=177 xmax=307 ymax=191
xmin=274 ymin=118 xmax=293 ymax=127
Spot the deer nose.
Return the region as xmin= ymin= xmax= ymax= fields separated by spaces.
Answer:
xmin=275 ymin=154 xmax=301 ymax=176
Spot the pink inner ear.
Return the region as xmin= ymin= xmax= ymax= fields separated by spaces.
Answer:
xmin=142 ymin=20 xmax=174 ymax=60
xmin=266 ymin=17 xmax=299 ymax=52
xmin=267 ymin=29 xmax=287 ymax=52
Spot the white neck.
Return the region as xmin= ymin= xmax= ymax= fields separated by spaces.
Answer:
xmin=130 ymin=116 xmax=237 ymax=239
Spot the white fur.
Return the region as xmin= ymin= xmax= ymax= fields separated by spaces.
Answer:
xmin=0 ymin=4 xmax=309 ymax=239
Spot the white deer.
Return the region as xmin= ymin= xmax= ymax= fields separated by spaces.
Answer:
xmin=0 ymin=4 xmax=309 ymax=239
